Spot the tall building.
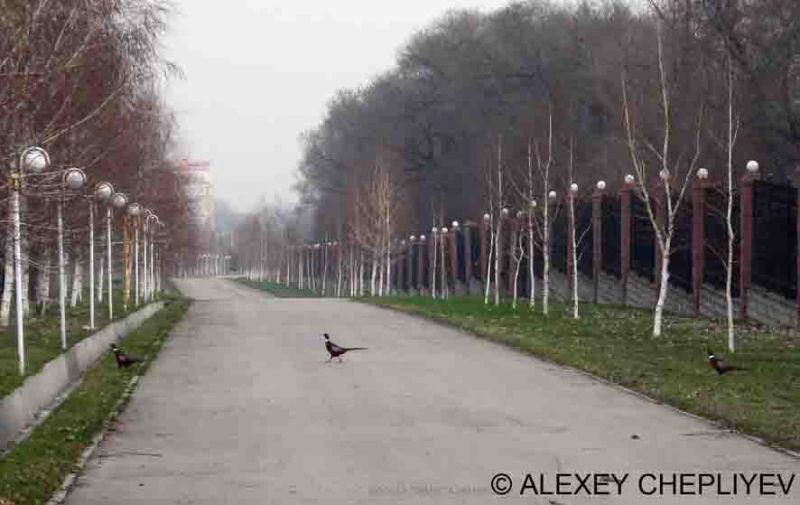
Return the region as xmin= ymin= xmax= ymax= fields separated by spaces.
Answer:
xmin=179 ymin=159 xmax=215 ymax=231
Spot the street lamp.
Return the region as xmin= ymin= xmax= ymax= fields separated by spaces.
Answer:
xmin=127 ymin=203 xmax=142 ymax=306
xmin=107 ymin=192 xmax=128 ymax=318
xmin=58 ymin=168 xmax=87 ymax=350
xmin=12 ymin=147 xmax=50 ymax=374
xmin=696 ymin=168 xmax=709 ymax=180
xmin=624 ymin=174 xmax=635 ymax=185
xmin=91 ymin=182 xmax=114 ymax=329
xmin=144 ymin=209 xmax=159 ymax=301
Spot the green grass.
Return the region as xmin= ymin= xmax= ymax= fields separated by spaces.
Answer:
xmin=365 ymin=296 xmax=800 ymax=452
xmin=0 ymin=295 xmax=190 ymax=505
xmin=0 ymin=290 xmax=163 ymax=398
xmin=235 ymin=277 xmax=321 ymax=298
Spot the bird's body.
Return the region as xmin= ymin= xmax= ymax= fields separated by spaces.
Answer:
xmin=707 ymin=348 xmax=743 ymax=375
xmin=323 ymin=333 xmax=366 ymax=362
xmin=110 ymin=343 xmax=142 ymax=368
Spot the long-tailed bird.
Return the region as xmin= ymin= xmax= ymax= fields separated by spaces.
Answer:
xmin=707 ymin=348 xmax=744 ymax=375
xmin=323 ymin=333 xmax=367 ymax=362
xmin=110 ymin=343 xmax=142 ymax=369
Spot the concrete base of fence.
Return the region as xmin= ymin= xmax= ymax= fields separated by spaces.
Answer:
xmin=0 ymin=301 xmax=165 ymax=451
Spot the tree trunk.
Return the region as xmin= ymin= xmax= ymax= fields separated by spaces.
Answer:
xmin=0 ymin=227 xmax=14 ymax=326
xmin=70 ymin=247 xmax=84 ymax=307
xmin=528 ymin=215 xmax=536 ymax=308
xmin=653 ymin=239 xmax=671 ymax=337
xmin=570 ymin=195 xmax=579 ymax=319
xmin=543 ymin=197 xmax=550 ymax=316
xmin=37 ymin=246 xmax=52 ymax=316
xmin=97 ymin=256 xmax=104 ymax=303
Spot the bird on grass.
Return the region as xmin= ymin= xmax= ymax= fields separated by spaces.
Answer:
xmin=707 ymin=348 xmax=744 ymax=375
xmin=323 ymin=333 xmax=367 ymax=362
xmin=110 ymin=343 xmax=142 ymax=368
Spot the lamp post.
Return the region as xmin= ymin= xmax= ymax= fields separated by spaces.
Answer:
xmin=91 ymin=182 xmax=114 ymax=329
xmin=12 ymin=147 xmax=50 ymax=375
xmin=127 ymin=203 xmax=142 ymax=306
xmin=144 ymin=210 xmax=159 ymax=301
xmin=108 ymin=192 xmax=128 ymax=318
xmin=58 ymin=168 xmax=87 ymax=350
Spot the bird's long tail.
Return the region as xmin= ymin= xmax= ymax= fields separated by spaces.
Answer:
xmin=344 ymin=347 xmax=367 ymax=351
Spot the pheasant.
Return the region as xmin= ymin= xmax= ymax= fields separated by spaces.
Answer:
xmin=323 ymin=333 xmax=367 ymax=362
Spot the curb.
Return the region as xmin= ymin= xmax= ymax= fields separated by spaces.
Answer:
xmin=45 ymin=375 xmax=141 ymax=505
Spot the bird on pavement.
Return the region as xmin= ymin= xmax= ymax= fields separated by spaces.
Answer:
xmin=707 ymin=348 xmax=744 ymax=375
xmin=323 ymin=333 xmax=367 ymax=362
xmin=110 ymin=343 xmax=142 ymax=368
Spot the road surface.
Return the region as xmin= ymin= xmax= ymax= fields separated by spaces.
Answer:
xmin=65 ymin=277 xmax=799 ymax=504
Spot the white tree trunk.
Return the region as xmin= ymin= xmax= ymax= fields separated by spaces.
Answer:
xmin=512 ymin=249 xmax=521 ymax=309
xmin=528 ymin=216 xmax=536 ymax=308
xmin=484 ymin=228 xmax=494 ymax=305
xmin=37 ymin=247 xmax=52 ymax=315
xmin=371 ymin=257 xmax=378 ymax=295
xmin=97 ymin=256 xmax=104 ymax=303
xmin=494 ymin=223 xmax=501 ymax=306
xmin=0 ymin=229 xmax=14 ymax=327
xmin=543 ymin=197 xmax=550 ymax=316
xmin=70 ymin=248 xmax=84 ymax=307
xmin=570 ymin=196 xmax=579 ymax=319
xmin=653 ymin=241 xmax=671 ymax=337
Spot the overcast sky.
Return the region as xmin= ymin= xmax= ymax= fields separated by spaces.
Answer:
xmin=162 ymin=0 xmax=512 ymax=213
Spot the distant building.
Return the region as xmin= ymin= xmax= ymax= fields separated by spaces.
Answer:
xmin=179 ymin=159 xmax=215 ymax=231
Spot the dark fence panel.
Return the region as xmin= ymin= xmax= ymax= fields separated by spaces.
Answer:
xmin=456 ymin=230 xmax=466 ymax=282
xmin=602 ymin=196 xmax=621 ymax=277
xmin=703 ymin=188 xmax=740 ymax=296
xmin=631 ymin=196 xmax=655 ymax=282
xmin=576 ymin=200 xmax=593 ymax=277
xmin=670 ymin=204 xmax=692 ymax=292
xmin=753 ymin=181 xmax=797 ymax=299
xmin=470 ymin=228 xmax=481 ymax=280
xmin=551 ymin=209 xmax=568 ymax=273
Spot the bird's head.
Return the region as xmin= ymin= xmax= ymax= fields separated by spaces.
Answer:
xmin=323 ymin=333 xmax=330 ymax=341
xmin=706 ymin=349 xmax=716 ymax=361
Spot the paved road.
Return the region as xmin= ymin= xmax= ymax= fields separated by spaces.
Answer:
xmin=65 ymin=278 xmax=799 ymax=504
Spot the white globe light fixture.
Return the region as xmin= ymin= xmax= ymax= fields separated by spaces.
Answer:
xmin=659 ymin=169 xmax=669 ymax=180
xmin=531 ymin=199 xmax=537 ymax=208
xmin=420 ymin=234 xmax=427 ymax=242
xmin=451 ymin=220 xmax=459 ymax=229
xmin=432 ymin=226 xmax=438 ymax=234
xmin=482 ymin=213 xmax=490 ymax=222
xmin=19 ymin=146 xmax=50 ymax=173
xmin=570 ymin=183 xmax=579 ymax=195
xmin=746 ymin=160 xmax=759 ymax=173
xmin=516 ymin=210 xmax=524 ymax=219
xmin=409 ymin=235 xmax=416 ymax=242
xmin=63 ymin=167 xmax=87 ymax=190
xmin=94 ymin=182 xmax=114 ymax=202
xmin=624 ymin=174 xmax=635 ymax=185
xmin=501 ymin=207 xmax=509 ymax=217
xmin=548 ymin=190 xmax=557 ymax=200
xmin=596 ymin=180 xmax=607 ymax=191
xmin=697 ymin=168 xmax=709 ymax=180
xmin=127 ymin=202 xmax=142 ymax=216
xmin=111 ymin=192 xmax=128 ymax=209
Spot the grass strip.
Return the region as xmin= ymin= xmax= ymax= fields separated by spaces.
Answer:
xmin=0 ymin=295 xmax=190 ymax=505
xmin=234 ymin=277 xmax=321 ymax=298
xmin=0 ymin=290 xmax=152 ymax=398
xmin=364 ymin=296 xmax=800 ymax=453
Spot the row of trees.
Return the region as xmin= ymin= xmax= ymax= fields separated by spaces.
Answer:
xmin=280 ymin=0 xmax=800 ymax=339
xmin=0 ymin=1 xmax=194 ymax=323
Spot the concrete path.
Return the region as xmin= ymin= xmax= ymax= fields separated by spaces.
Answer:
xmin=65 ymin=278 xmax=799 ymax=504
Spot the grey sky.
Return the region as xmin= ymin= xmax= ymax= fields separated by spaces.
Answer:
xmin=162 ymin=0 xmax=511 ymax=213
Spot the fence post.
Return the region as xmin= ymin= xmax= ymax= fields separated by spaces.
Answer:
xmin=740 ymin=173 xmax=755 ymax=321
xmin=691 ymin=178 xmax=706 ymax=316
xmin=567 ymin=195 xmax=575 ymax=294
xmin=418 ymin=235 xmax=426 ymax=294
xmin=449 ymin=223 xmax=459 ymax=291
xmin=592 ymin=184 xmax=605 ymax=304
xmin=620 ymin=178 xmax=633 ymax=305
xmin=510 ymin=214 xmax=519 ymax=296
xmin=429 ymin=229 xmax=437 ymax=295
xmin=797 ymin=162 xmax=800 ymax=326
xmin=463 ymin=222 xmax=473 ymax=290
xmin=407 ymin=238 xmax=415 ymax=293
xmin=480 ymin=214 xmax=489 ymax=286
